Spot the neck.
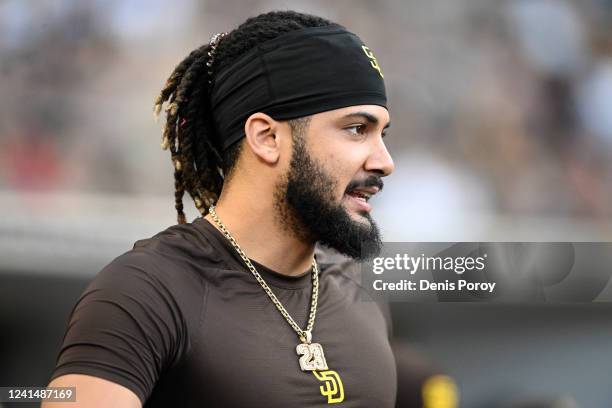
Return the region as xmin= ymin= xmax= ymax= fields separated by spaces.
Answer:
xmin=205 ymin=188 xmax=315 ymax=277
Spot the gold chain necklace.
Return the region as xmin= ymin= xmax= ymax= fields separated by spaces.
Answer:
xmin=208 ymin=205 xmax=328 ymax=371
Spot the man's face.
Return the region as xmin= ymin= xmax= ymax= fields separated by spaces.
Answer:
xmin=274 ymin=105 xmax=394 ymax=260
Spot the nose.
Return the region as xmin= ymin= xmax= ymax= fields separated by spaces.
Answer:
xmin=364 ymin=137 xmax=395 ymax=177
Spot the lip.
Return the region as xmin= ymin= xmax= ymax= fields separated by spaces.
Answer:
xmin=344 ymin=193 xmax=372 ymax=213
xmin=351 ymin=186 xmax=380 ymax=196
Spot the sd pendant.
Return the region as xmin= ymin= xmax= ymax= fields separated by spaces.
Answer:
xmin=296 ymin=342 xmax=328 ymax=371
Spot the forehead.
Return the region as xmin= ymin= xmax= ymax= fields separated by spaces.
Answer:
xmin=310 ymin=105 xmax=390 ymax=127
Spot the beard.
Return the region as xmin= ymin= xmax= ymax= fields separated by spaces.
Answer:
xmin=273 ymin=133 xmax=383 ymax=260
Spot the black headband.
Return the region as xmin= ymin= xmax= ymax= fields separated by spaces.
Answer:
xmin=209 ymin=24 xmax=387 ymax=151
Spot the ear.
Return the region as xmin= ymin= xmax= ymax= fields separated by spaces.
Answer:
xmin=243 ymin=112 xmax=281 ymax=165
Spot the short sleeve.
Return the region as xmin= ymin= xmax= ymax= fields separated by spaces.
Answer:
xmin=50 ymin=250 xmax=188 ymax=403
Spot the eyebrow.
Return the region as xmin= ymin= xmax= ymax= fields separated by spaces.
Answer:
xmin=342 ymin=111 xmax=390 ymax=129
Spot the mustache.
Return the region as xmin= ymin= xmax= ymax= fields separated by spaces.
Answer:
xmin=345 ymin=175 xmax=384 ymax=194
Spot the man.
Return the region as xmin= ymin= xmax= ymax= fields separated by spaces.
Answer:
xmin=46 ymin=10 xmax=397 ymax=407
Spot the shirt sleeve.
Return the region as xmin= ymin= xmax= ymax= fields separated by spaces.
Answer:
xmin=50 ymin=250 xmax=188 ymax=404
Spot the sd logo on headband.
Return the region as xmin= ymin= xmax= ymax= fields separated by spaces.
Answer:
xmin=361 ymin=45 xmax=384 ymax=78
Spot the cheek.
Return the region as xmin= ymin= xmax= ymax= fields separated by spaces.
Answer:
xmin=324 ymin=158 xmax=356 ymax=198
xmin=317 ymin=153 xmax=344 ymax=196
xmin=313 ymin=142 xmax=364 ymax=196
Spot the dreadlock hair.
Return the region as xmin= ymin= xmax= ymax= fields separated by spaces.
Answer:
xmin=153 ymin=11 xmax=336 ymax=224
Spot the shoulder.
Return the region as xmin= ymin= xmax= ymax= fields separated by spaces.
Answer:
xmin=131 ymin=219 xmax=220 ymax=265
xmin=84 ymin=220 xmax=220 ymax=326
xmin=100 ymin=218 xmax=225 ymax=285
xmin=51 ymin=223 xmax=213 ymax=404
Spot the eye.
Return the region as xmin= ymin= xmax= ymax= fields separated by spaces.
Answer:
xmin=346 ymin=124 xmax=367 ymax=136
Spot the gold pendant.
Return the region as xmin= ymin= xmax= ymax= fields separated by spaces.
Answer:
xmin=296 ymin=343 xmax=328 ymax=371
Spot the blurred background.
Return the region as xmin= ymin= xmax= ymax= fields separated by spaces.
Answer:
xmin=1 ymin=0 xmax=611 ymax=407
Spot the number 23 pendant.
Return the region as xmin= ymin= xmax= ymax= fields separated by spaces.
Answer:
xmin=296 ymin=331 xmax=328 ymax=371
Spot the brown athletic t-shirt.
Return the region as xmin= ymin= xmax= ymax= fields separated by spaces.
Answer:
xmin=50 ymin=217 xmax=397 ymax=407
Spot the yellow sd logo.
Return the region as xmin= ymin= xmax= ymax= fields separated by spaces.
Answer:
xmin=361 ymin=45 xmax=384 ymax=78
xmin=312 ymin=370 xmax=345 ymax=404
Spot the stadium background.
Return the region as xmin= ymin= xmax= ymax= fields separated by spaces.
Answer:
xmin=1 ymin=0 xmax=612 ymax=407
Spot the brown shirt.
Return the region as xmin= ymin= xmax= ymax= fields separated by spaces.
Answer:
xmin=51 ymin=217 xmax=397 ymax=407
